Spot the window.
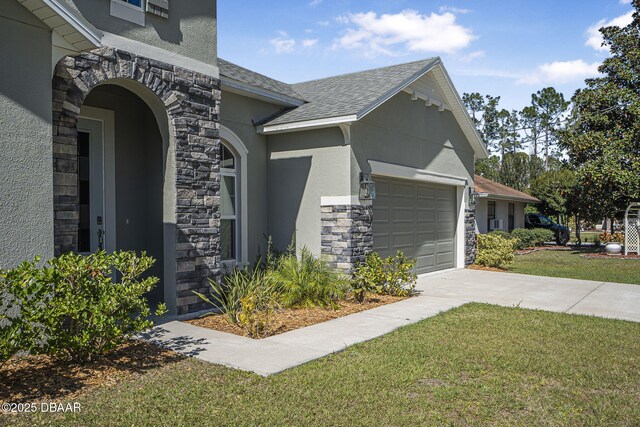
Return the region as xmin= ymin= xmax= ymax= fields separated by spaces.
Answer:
xmin=508 ymin=203 xmax=515 ymax=231
xmin=121 ymin=0 xmax=143 ymax=9
xmin=487 ymin=201 xmax=496 ymax=231
xmin=110 ymin=0 xmax=145 ymax=25
xmin=220 ymin=144 xmax=238 ymax=263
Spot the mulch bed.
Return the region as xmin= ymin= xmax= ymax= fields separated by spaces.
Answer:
xmin=0 ymin=340 xmax=183 ymax=405
xmin=515 ymin=246 xmax=574 ymax=255
xmin=466 ymin=264 xmax=507 ymax=273
xmin=186 ymin=294 xmax=407 ymax=338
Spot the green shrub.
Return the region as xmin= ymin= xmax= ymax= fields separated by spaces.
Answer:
xmin=195 ymin=267 xmax=278 ymax=338
xmin=510 ymin=228 xmax=554 ymax=250
xmin=352 ymin=251 xmax=418 ymax=302
xmin=476 ymin=234 xmax=517 ymax=269
xmin=0 ymin=251 xmax=165 ymax=363
xmin=488 ymin=230 xmax=511 ymax=240
xmin=274 ymin=246 xmax=349 ymax=308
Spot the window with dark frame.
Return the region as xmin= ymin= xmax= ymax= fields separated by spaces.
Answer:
xmin=487 ymin=201 xmax=496 ymax=231
xmin=220 ymin=144 xmax=237 ymax=262
xmin=508 ymin=203 xmax=515 ymax=231
xmin=77 ymin=132 xmax=91 ymax=253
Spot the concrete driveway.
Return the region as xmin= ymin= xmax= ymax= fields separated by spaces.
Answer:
xmin=420 ymin=269 xmax=640 ymax=323
xmin=146 ymin=269 xmax=640 ymax=376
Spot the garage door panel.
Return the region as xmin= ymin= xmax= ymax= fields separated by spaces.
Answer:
xmin=373 ymin=176 xmax=456 ymax=275
xmin=393 ymin=207 xmax=415 ymax=223
xmin=416 ymin=208 xmax=436 ymax=223
xmin=393 ymin=183 xmax=414 ymax=198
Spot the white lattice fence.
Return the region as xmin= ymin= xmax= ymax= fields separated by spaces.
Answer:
xmin=624 ymin=203 xmax=640 ymax=255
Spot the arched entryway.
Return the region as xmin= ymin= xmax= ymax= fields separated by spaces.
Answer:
xmin=52 ymin=47 xmax=222 ymax=316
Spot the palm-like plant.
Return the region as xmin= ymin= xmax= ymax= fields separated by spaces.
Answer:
xmin=274 ymin=246 xmax=348 ymax=308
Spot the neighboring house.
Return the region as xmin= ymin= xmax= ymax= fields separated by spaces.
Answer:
xmin=473 ymin=175 xmax=540 ymax=233
xmin=1 ymin=0 xmax=487 ymax=319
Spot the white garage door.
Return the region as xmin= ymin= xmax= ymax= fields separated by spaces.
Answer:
xmin=372 ymin=177 xmax=456 ymax=275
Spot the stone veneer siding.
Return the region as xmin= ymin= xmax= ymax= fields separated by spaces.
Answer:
xmin=52 ymin=46 xmax=221 ymax=315
xmin=320 ymin=204 xmax=373 ymax=272
xmin=464 ymin=208 xmax=477 ymax=265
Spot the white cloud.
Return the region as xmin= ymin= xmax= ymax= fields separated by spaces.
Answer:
xmin=309 ymin=0 xmax=322 ymax=6
xmin=620 ymin=0 xmax=632 ymax=4
xmin=333 ymin=10 xmax=475 ymax=56
xmin=586 ymin=11 xmax=633 ymax=51
xmin=438 ymin=6 xmax=471 ymax=14
xmin=302 ymin=39 xmax=319 ymax=48
xmin=270 ymin=33 xmax=296 ymax=54
xmin=518 ymin=60 xmax=600 ymax=85
xmin=459 ymin=50 xmax=485 ymax=62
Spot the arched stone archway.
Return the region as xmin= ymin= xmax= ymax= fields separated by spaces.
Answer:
xmin=52 ymin=47 xmax=221 ymax=316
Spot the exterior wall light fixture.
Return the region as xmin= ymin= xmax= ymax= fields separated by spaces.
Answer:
xmin=359 ymin=172 xmax=376 ymax=201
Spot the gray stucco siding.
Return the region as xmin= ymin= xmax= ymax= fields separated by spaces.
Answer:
xmin=219 ymin=91 xmax=283 ymax=264
xmin=350 ymin=91 xmax=475 ymax=195
xmin=66 ymin=0 xmax=217 ymax=65
xmin=0 ymin=8 xmax=54 ymax=268
xmin=267 ymin=128 xmax=349 ymax=255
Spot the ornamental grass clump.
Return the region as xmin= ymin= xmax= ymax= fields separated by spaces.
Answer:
xmin=195 ymin=267 xmax=279 ymax=338
xmin=273 ymin=246 xmax=349 ymax=309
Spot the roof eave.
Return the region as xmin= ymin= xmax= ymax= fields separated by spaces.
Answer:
xmin=482 ymin=193 xmax=540 ymax=204
xmin=19 ymin=0 xmax=102 ymax=51
xmin=259 ymin=115 xmax=357 ymax=134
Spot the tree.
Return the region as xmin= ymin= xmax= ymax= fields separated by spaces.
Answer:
xmin=462 ymin=93 xmax=502 ymax=154
xmin=521 ymin=105 xmax=543 ymax=157
xmin=532 ymin=87 xmax=570 ymax=168
xmin=530 ymin=168 xmax=578 ymax=225
xmin=560 ymin=1 xmax=640 ymax=222
xmin=500 ymin=152 xmax=531 ymax=192
xmin=475 ymin=156 xmax=501 ymax=182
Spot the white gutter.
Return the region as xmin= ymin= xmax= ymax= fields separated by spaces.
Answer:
xmin=259 ymin=114 xmax=357 ymax=134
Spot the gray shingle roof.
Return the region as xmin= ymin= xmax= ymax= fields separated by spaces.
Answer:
xmin=218 ymin=58 xmax=304 ymax=101
xmin=263 ymin=58 xmax=439 ymax=126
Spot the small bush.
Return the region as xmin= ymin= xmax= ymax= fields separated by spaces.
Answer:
xmin=196 ymin=267 xmax=278 ymax=338
xmin=510 ymin=228 xmax=554 ymax=250
xmin=598 ymin=232 xmax=625 ymax=244
xmin=476 ymin=234 xmax=517 ymax=269
xmin=488 ymin=230 xmax=511 ymax=240
xmin=0 ymin=251 xmax=165 ymax=363
xmin=352 ymin=251 xmax=418 ymax=302
xmin=274 ymin=246 xmax=349 ymax=308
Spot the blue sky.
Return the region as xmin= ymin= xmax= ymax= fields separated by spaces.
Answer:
xmin=218 ymin=1 xmax=634 ymax=111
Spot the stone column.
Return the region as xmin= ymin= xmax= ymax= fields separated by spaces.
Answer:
xmin=320 ymin=204 xmax=373 ymax=273
xmin=464 ymin=208 xmax=477 ymax=265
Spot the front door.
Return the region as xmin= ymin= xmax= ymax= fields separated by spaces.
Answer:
xmin=77 ymin=117 xmax=105 ymax=253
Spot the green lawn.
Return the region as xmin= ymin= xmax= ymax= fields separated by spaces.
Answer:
xmin=510 ymin=248 xmax=640 ymax=285
xmin=18 ymin=304 xmax=640 ymax=426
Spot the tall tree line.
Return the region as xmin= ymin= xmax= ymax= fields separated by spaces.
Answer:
xmin=462 ymin=88 xmax=570 ymax=192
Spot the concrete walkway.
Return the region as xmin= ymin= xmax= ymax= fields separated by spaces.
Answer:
xmin=144 ymin=269 xmax=640 ymax=376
